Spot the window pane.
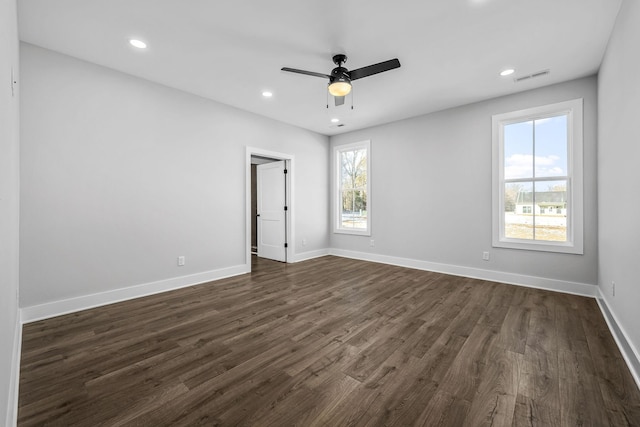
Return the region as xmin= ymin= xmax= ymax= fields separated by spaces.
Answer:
xmin=534 ymin=115 xmax=568 ymax=178
xmin=533 ymin=180 xmax=567 ymax=242
xmin=504 ymin=121 xmax=533 ymax=179
xmin=341 ymin=149 xmax=367 ymax=189
xmin=341 ymin=190 xmax=367 ymax=229
xmin=504 ymin=182 xmax=533 ymax=240
xmin=340 ymin=189 xmax=354 ymax=228
xmin=336 ymin=141 xmax=370 ymax=235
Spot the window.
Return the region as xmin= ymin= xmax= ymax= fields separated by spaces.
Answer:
xmin=492 ymin=99 xmax=583 ymax=254
xmin=335 ymin=140 xmax=371 ymax=235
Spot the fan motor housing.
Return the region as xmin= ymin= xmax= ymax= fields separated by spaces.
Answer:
xmin=330 ymin=66 xmax=350 ymax=83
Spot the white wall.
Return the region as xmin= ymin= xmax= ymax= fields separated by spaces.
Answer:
xmin=19 ymin=43 xmax=329 ymax=310
xmin=0 ymin=0 xmax=21 ymax=424
xmin=330 ymin=77 xmax=598 ymax=292
xmin=598 ymin=0 xmax=640 ymax=367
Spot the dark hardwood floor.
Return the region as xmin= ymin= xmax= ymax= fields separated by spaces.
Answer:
xmin=18 ymin=256 xmax=640 ymax=426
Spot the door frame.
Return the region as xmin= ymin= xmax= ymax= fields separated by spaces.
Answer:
xmin=245 ymin=147 xmax=294 ymax=270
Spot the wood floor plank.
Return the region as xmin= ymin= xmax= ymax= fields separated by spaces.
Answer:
xmin=439 ymin=324 xmax=499 ymax=401
xmin=558 ymin=347 xmax=610 ymax=426
xmin=496 ymin=305 xmax=531 ymax=354
xmin=414 ymin=390 xmax=471 ymax=427
xmin=463 ymin=347 xmax=521 ymax=426
xmin=342 ymin=318 xmax=425 ymax=382
xmin=512 ymin=393 xmax=561 ymax=427
xmin=18 ymin=255 xmax=640 ymax=426
xmin=519 ymin=307 xmax=560 ymax=412
xmin=580 ymin=304 xmax=640 ymax=425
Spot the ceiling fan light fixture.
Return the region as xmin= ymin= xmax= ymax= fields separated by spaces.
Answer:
xmin=328 ymin=80 xmax=351 ymax=97
xmin=282 ymin=54 xmax=400 ymax=100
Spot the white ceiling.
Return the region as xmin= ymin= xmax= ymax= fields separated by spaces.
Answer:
xmin=17 ymin=0 xmax=621 ymax=136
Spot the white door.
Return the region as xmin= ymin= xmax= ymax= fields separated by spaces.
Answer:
xmin=257 ymin=160 xmax=287 ymax=262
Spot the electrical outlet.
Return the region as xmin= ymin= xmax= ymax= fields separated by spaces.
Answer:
xmin=611 ymin=281 xmax=616 ymax=297
xmin=482 ymin=251 xmax=490 ymax=261
xmin=178 ymin=256 xmax=185 ymax=266
xmin=302 ymin=238 xmax=307 ymax=246
xmin=370 ymin=239 xmax=375 ymax=247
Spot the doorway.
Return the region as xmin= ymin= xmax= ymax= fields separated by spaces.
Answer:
xmin=245 ymin=147 xmax=294 ymax=269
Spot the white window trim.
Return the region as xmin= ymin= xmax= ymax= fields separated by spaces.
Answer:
xmin=334 ymin=140 xmax=371 ymax=236
xmin=492 ymin=99 xmax=584 ymax=254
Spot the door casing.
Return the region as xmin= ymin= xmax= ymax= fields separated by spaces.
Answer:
xmin=245 ymin=147 xmax=294 ymax=270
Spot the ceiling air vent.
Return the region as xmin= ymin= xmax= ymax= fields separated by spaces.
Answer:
xmin=514 ymin=69 xmax=550 ymax=83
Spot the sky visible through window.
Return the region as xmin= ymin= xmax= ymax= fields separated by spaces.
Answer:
xmin=504 ymin=115 xmax=568 ymax=183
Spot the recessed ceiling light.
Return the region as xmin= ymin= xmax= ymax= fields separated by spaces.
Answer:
xmin=500 ymin=68 xmax=515 ymax=77
xmin=262 ymin=91 xmax=273 ymax=98
xmin=129 ymin=39 xmax=147 ymax=49
xmin=331 ymin=118 xmax=340 ymax=123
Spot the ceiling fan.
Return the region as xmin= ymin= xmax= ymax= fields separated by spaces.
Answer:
xmin=281 ymin=54 xmax=401 ymax=106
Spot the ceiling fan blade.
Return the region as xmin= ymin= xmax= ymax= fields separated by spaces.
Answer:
xmin=335 ymin=96 xmax=345 ymax=106
xmin=281 ymin=67 xmax=331 ymax=79
xmin=349 ymin=58 xmax=401 ymax=81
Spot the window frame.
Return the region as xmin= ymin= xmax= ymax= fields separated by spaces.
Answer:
xmin=492 ymin=99 xmax=584 ymax=254
xmin=334 ymin=140 xmax=371 ymax=236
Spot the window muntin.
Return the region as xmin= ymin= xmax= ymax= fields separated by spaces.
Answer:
xmin=492 ymin=99 xmax=583 ymax=254
xmin=335 ymin=141 xmax=371 ymax=235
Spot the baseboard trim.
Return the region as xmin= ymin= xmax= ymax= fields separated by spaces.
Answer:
xmin=20 ymin=264 xmax=250 ymax=324
xmin=6 ymin=316 xmax=21 ymax=427
xmin=596 ymin=291 xmax=640 ymax=390
xmin=292 ymin=249 xmax=330 ymax=263
xmin=328 ymin=248 xmax=597 ymax=297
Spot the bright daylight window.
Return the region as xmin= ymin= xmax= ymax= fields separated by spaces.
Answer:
xmin=492 ymin=99 xmax=583 ymax=254
xmin=335 ymin=140 xmax=371 ymax=235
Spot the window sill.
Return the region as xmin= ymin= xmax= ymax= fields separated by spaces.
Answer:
xmin=334 ymin=228 xmax=371 ymax=237
xmin=493 ymin=238 xmax=583 ymax=255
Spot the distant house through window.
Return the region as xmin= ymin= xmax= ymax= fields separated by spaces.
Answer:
xmin=492 ymin=99 xmax=584 ymax=254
